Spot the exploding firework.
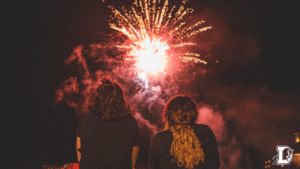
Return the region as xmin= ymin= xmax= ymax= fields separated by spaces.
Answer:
xmin=109 ymin=0 xmax=212 ymax=87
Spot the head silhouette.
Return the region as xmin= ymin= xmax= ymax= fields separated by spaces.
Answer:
xmin=164 ymin=95 xmax=198 ymax=126
xmin=89 ymin=77 xmax=132 ymax=121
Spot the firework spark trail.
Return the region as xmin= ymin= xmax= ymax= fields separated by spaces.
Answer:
xmin=109 ymin=0 xmax=212 ymax=87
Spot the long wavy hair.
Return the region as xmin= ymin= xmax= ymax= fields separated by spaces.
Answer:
xmin=164 ymin=95 xmax=205 ymax=169
xmin=89 ymin=77 xmax=132 ymax=121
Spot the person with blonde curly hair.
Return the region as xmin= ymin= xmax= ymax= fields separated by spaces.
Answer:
xmin=76 ymin=77 xmax=142 ymax=169
xmin=149 ymin=95 xmax=220 ymax=169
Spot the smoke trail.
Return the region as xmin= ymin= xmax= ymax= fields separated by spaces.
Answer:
xmin=197 ymin=105 xmax=241 ymax=169
xmin=56 ymin=46 xmax=104 ymax=115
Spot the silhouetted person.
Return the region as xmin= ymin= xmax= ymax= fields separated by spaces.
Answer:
xmin=149 ymin=95 xmax=220 ymax=169
xmin=76 ymin=77 xmax=141 ymax=169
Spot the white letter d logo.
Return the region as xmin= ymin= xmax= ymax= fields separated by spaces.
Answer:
xmin=273 ymin=145 xmax=294 ymax=165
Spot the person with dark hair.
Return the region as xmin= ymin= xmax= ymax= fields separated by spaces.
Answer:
xmin=76 ymin=77 xmax=142 ymax=169
xmin=149 ymin=95 xmax=220 ymax=169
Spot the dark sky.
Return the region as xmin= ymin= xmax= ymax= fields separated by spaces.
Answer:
xmin=2 ymin=0 xmax=300 ymax=169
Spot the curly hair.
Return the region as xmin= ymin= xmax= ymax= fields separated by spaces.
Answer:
xmin=164 ymin=95 xmax=205 ymax=169
xmin=89 ymin=77 xmax=132 ymax=121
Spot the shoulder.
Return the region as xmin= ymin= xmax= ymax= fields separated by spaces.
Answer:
xmin=150 ymin=130 xmax=172 ymax=145
xmin=78 ymin=113 xmax=101 ymax=125
xmin=81 ymin=113 xmax=95 ymax=121
xmin=193 ymin=124 xmax=218 ymax=142
xmin=193 ymin=124 xmax=213 ymax=132
xmin=114 ymin=116 xmax=139 ymax=127
xmin=193 ymin=124 xmax=216 ymax=136
xmin=127 ymin=116 xmax=138 ymax=122
xmin=79 ymin=113 xmax=91 ymax=122
xmin=121 ymin=116 xmax=138 ymax=124
xmin=152 ymin=130 xmax=168 ymax=138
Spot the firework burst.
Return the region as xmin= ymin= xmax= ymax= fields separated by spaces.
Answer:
xmin=109 ymin=0 xmax=211 ymax=87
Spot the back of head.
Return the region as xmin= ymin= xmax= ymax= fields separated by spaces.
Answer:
xmin=164 ymin=96 xmax=198 ymax=125
xmin=164 ymin=95 xmax=204 ymax=169
xmin=89 ymin=77 xmax=132 ymax=121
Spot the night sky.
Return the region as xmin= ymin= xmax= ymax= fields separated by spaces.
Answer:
xmin=3 ymin=0 xmax=300 ymax=169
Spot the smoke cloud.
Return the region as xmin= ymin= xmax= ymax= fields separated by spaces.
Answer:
xmin=197 ymin=105 xmax=241 ymax=169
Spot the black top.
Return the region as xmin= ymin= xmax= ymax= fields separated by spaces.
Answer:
xmin=76 ymin=113 xmax=142 ymax=169
xmin=149 ymin=124 xmax=220 ymax=169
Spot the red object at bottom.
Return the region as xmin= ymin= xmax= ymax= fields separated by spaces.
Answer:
xmin=63 ymin=163 xmax=79 ymax=169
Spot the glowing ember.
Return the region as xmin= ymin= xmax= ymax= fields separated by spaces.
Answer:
xmin=129 ymin=36 xmax=169 ymax=87
xmin=109 ymin=0 xmax=212 ymax=87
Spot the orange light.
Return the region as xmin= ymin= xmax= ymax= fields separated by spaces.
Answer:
xmin=295 ymin=132 xmax=300 ymax=143
xmin=294 ymin=154 xmax=300 ymax=167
